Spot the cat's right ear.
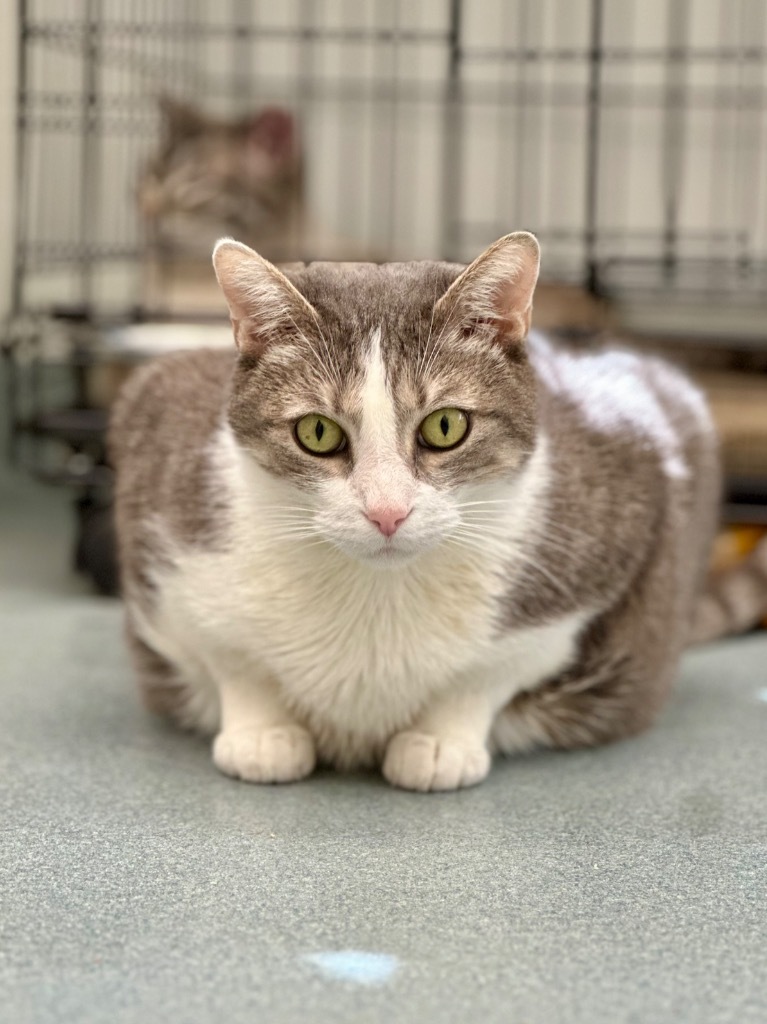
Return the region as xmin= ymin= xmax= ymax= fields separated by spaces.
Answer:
xmin=213 ymin=238 xmax=316 ymax=358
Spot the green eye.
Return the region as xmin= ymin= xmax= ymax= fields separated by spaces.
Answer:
xmin=295 ymin=414 xmax=346 ymax=455
xmin=419 ymin=408 xmax=469 ymax=450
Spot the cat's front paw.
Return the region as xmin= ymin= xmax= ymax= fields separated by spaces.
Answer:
xmin=213 ymin=725 xmax=316 ymax=784
xmin=382 ymin=731 xmax=491 ymax=792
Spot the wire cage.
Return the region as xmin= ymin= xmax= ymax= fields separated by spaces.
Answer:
xmin=4 ymin=0 xmax=767 ymax=544
xmin=9 ymin=0 xmax=767 ymax=314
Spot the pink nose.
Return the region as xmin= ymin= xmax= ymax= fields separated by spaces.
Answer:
xmin=365 ymin=506 xmax=412 ymax=538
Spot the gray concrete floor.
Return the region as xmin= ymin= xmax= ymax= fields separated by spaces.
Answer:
xmin=1 ymin=452 xmax=766 ymax=1024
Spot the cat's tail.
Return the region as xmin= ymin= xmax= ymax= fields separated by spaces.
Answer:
xmin=690 ymin=535 xmax=767 ymax=644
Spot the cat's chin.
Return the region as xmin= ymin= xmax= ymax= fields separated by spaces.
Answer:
xmin=360 ymin=546 xmax=424 ymax=569
xmin=329 ymin=537 xmax=434 ymax=569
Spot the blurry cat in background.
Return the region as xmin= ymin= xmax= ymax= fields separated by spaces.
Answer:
xmin=139 ymin=96 xmax=304 ymax=263
xmin=137 ymin=96 xmax=371 ymax=314
xmin=138 ymin=96 xmax=305 ymax=313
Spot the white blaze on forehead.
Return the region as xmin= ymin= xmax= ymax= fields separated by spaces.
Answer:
xmin=356 ymin=326 xmax=414 ymax=507
xmin=359 ymin=326 xmax=397 ymax=453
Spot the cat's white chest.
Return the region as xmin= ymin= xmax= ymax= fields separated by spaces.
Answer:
xmin=162 ymin=534 xmax=504 ymax=737
xmin=150 ymin=521 xmax=586 ymax=769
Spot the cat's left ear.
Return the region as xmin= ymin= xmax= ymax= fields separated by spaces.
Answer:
xmin=247 ymin=108 xmax=298 ymax=165
xmin=434 ymin=232 xmax=540 ymax=346
xmin=213 ymin=238 xmax=315 ymax=357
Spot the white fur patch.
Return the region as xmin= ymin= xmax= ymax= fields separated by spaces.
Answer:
xmin=353 ymin=325 xmax=415 ymax=515
xmin=130 ymin=418 xmax=588 ymax=769
xmin=529 ymin=332 xmax=709 ymax=482
xmin=360 ymin=326 xmax=393 ymax=448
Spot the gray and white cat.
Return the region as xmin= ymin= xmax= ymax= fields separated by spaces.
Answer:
xmin=110 ymin=233 xmax=767 ymax=791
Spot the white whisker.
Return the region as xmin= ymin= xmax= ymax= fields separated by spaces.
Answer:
xmin=263 ymin=504 xmax=316 ymax=512
xmin=286 ymin=312 xmax=340 ymax=392
xmin=420 ymin=298 xmax=463 ymax=381
xmin=307 ymin=306 xmax=344 ymax=391
xmin=416 ymin=283 xmax=438 ymax=378
xmin=457 ymin=517 xmax=607 ymax=570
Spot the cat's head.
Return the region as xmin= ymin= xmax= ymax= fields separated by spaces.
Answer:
xmin=214 ymin=234 xmax=540 ymax=567
xmin=138 ymin=96 xmax=302 ymax=258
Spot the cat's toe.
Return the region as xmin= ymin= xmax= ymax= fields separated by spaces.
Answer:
xmin=382 ymin=731 xmax=490 ymax=792
xmin=213 ymin=725 xmax=316 ymax=784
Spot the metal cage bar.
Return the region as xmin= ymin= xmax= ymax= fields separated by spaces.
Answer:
xmin=6 ymin=0 xmax=767 ymax=321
